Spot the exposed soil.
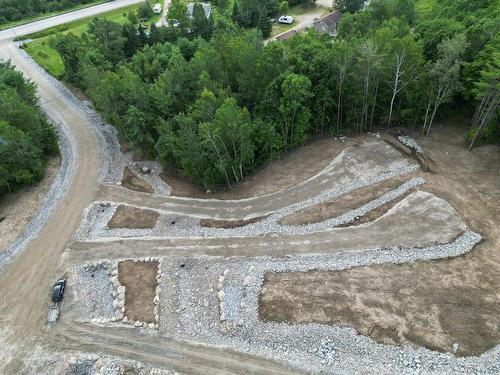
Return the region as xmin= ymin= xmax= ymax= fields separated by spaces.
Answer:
xmin=160 ymin=137 xmax=370 ymax=199
xmin=0 ymin=156 xmax=61 ymax=253
xmin=200 ymin=216 xmax=266 ymax=229
xmin=107 ymin=205 xmax=159 ymax=229
xmin=259 ymin=124 xmax=500 ymax=357
xmin=279 ymin=178 xmax=408 ymax=226
xmin=121 ymin=167 xmax=153 ymax=194
xmin=118 ymin=260 xmax=158 ymax=323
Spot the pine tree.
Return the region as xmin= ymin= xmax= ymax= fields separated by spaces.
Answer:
xmin=231 ymin=1 xmax=241 ymax=25
xmin=257 ymin=8 xmax=272 ymax=38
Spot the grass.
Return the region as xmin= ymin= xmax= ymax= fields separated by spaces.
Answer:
xmin=270 ymin=4 xmax=325 ymax=38
xmin=22 ymin=3 xmax=156 ymax=78
xmin=0 ymin=0 xmax=111 ymax=31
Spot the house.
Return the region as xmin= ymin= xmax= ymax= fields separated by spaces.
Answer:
xmin=186 ymin=2 xmax=212 ymax=20
xmin=312 ymin=10 xmax=342 ymax=36
xmin=153 ymin=3 xmax=162 ymax=14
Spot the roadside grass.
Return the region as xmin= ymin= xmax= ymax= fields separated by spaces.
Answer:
xmin=22 ymin=3 xmax=152 ymax=78
xmin=0 ymin=0 xmax=111 ymax=31
xmin=270 ymin=4 xmax=324 ymax=37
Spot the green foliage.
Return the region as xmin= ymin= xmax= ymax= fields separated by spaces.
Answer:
xmin=0 ymin=62 xmax=57 ymax=196
xmin=39 ymin=0 xmax=499 ymax=190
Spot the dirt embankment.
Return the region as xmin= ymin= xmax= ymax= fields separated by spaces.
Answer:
xmin=279 ymin=178 xmax=410 ymax=226
xmin=0 ymin=156 xmax=61 ymax=253
xmin=160 ymin=137 xmax=370 ymax=199
xmin=259 ymin=125 xmax=500 ymax=357
xmin=121 ymin=167 xmax=153 ymax=194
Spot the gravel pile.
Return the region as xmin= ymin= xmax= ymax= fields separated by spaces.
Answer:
xmin=124 ymin=158 xmax=172 ymax=196
xmin=149 ymin=231 xmax=499 ymax=374
xmin=398 ymin=136 xmax=424 ymax=154
xmin=75 ymin=263 xmax=115 ymax=320
xmin=61 ymin=352 xmax=178 ymax=375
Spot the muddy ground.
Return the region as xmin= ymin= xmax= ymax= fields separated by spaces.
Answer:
xmin=0 ymin=156 xmax=61 ymax=252
xmin=107 ymin=205 xmax=159 ymax=229
xmin=121 ymin=167 xmax=153 ymax=194
xmin=160 ymin=137 xmax=369 ymax=199
xmin=118 ymin=260 xmax=158 ymax=323
xmin=259 ymin=125 xmax=500 ymax=357
xmin=200 ymin=216 xmax=266 ymax=229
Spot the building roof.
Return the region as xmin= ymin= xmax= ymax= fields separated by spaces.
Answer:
xmin=313 ymin=10 xmax=342 ymax=35
xmin=187 ymin=2 xmax=212 ymax=19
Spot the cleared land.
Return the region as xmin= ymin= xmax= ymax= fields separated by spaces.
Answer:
xmin=118 ymin=260 xmax=158 ymax=323
xmin=107 ymin=205 xmax=159 ymax=229
xmin=121 ymin=167 xmax=154 ymax=194
xmin=279 ymin=177 xmax=410 ymax=226
xmin=0 ymin=156 xmax=61 ymax=253
xmin=259 ymin=125 xmax=500 ymax=357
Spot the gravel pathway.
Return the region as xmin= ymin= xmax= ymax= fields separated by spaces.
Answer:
xmin=150 ymin=231 xmax=499 ymax=375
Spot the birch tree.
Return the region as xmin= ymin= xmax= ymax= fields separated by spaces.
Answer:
xmin=385 ymin=35 xmax=422 ymax=128
xmin=422 ymin=34 xmax=466 ymax=135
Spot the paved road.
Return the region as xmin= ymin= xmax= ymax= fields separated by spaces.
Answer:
xmin=0 ymin=0 xmax=144 ymax=41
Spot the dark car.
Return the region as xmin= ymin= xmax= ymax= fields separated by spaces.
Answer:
xmin=52 ymin=279 xmax=66 ymax=302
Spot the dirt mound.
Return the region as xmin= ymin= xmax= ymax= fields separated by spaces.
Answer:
xmin=121 ymin=167 xmax=154 ymax=194
xmin=107 ymin=205 xmax=159 ymax=229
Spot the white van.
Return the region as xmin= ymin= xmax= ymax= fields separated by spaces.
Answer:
xmin=154 ymin=3 xmax=162 ymax=14
xmin=278 ymin=15 xmax=294 ymax=24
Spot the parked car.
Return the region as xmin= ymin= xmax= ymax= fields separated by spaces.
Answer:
xmin=153 ymin=3 xmax=162 ymax=14
xmin=52 ymin=279 xmax=66 ymax=302
xmin=278 ymin=15 xmax=294 ymax=24
xmin=166 ymin=19 xmax=180 ymax=28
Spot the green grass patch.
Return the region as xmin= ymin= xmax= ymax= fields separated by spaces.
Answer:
xmin=24 ymin=40 xmax=65 ymax=78
xmin=271 ymin=22 xmax=295 ymax=37
xmin=22 ymin=3 xmax=155 ymax=78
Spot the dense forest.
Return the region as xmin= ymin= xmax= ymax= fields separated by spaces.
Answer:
xmin=0 ymin=0 xmax=99 ymax=25
xmin=49 ymin=0 xmax=499 ymax=190
xmin=0 ymin=62 xmax=58 ymax=197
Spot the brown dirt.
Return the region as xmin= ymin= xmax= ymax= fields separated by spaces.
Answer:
xmin=200 ymin=216 xmax=266 ymax=229
xmin=118 ymin=260 xmax=158 ymax=323
xmin=259 ymin=124 xmax=500 ymax=357
xmin=121 ymin=167 xmax=153 ymax=194
xmin=0 ymin=156 xmax=61 ymax=253
xmin=279 ymin=178 xmax=408 ymax=226
xmin=160 ymin=137 xmax=370 ymax=199
xmin=107 ymin=205 xmax=159 ymax=229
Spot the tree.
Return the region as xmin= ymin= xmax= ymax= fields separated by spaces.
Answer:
xmin=192 ymin=2 xmax=210 ymax=39
xmin=422 ymin=34 xmax=467 ymax=135
xmin=278 ymin=1 xmax=288 ymax=15
xmin=88 ymin=19 xmax=127 ymax=65
xmin=50 ymin=33 xmax=83 ymax=81
xmin=232 ymin=1 xmax=242 ymax=25
xmin=385 ymin=34 xmax=423 ymax=128
xmin=275 ymin=73 xmax=312 ymax=149
xmin=257 ymin=7 xmax=272 ymax=38
xmin=137 ymin=3 xmax=153 ymax=19
xmin=168 ymin=0 xmax=189 ymax=31
xmin=336 ymin=0 xmax=365 ymax=13
xmin=127 ymin=10 xmax=138 ymax=24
